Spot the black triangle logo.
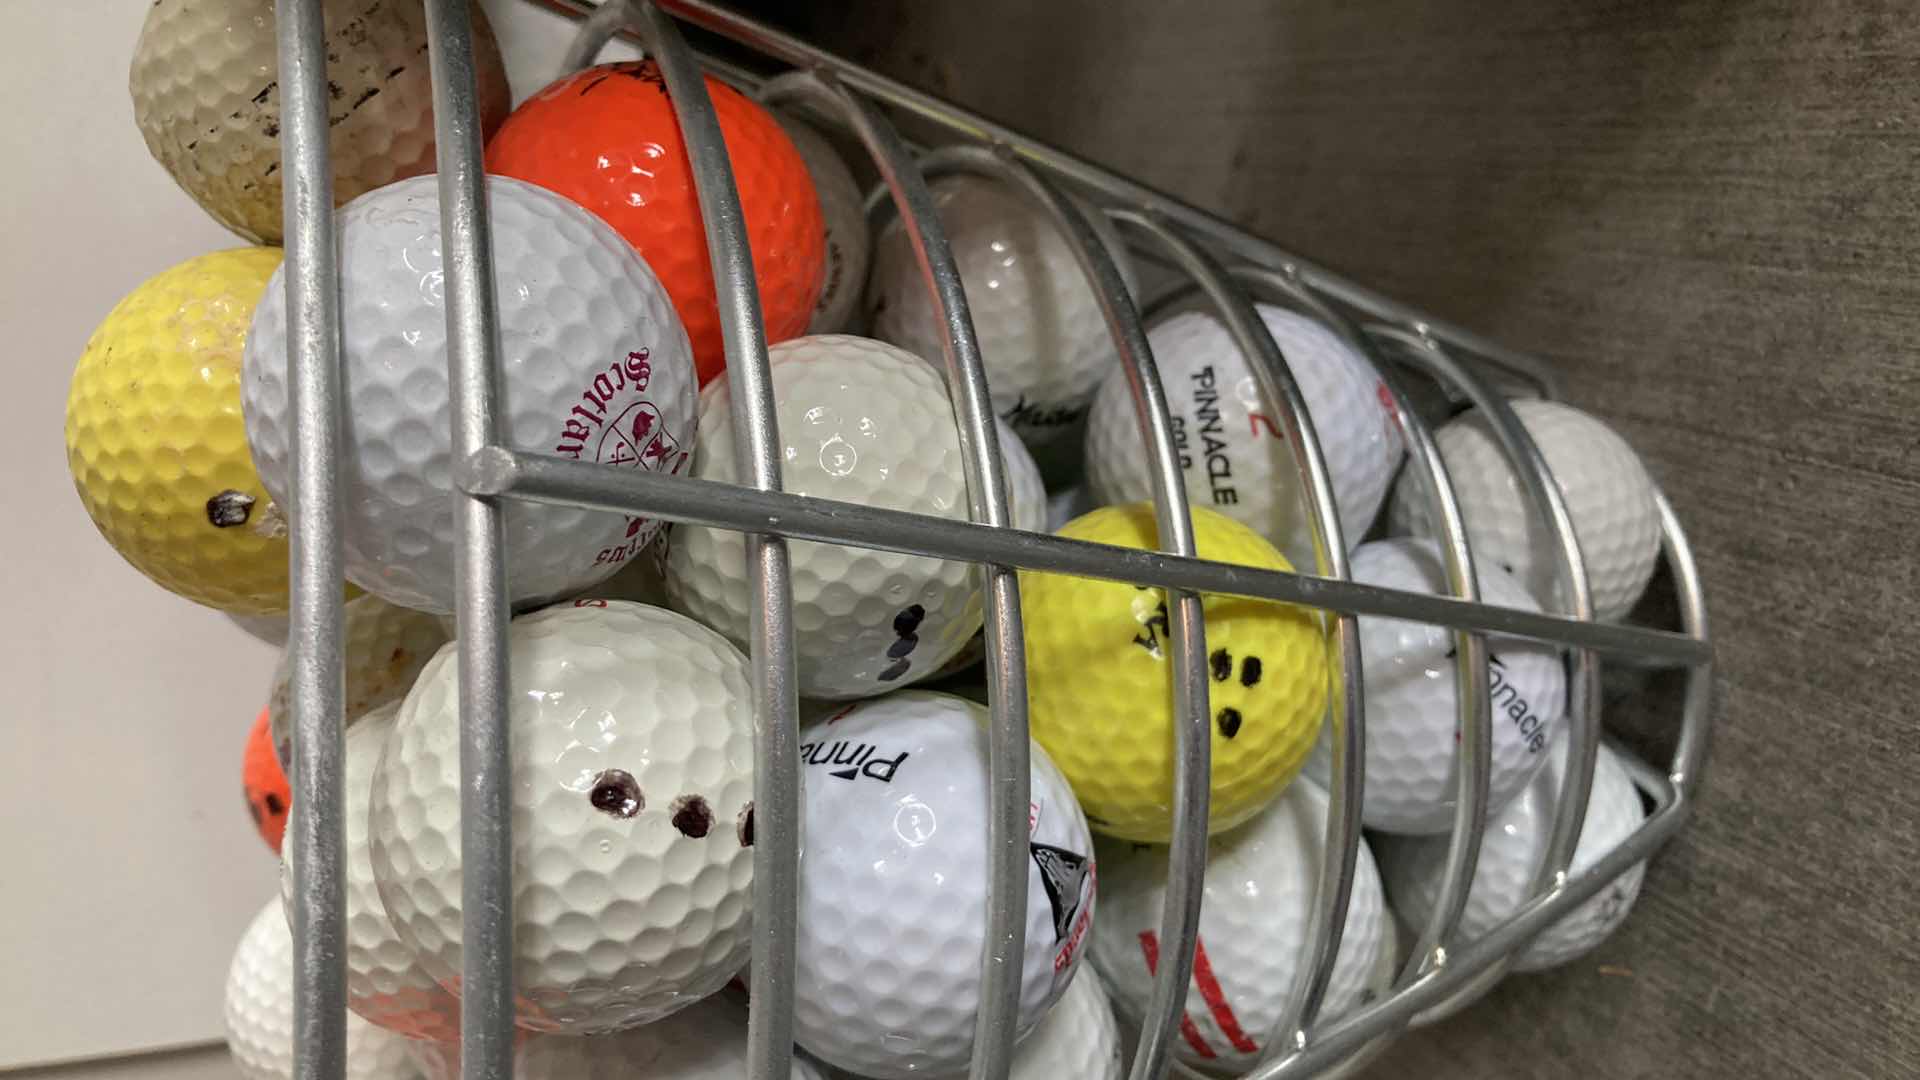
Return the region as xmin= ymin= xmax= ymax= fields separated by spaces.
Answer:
xmin=829 ymin=767 xmax=858 ymax=780
xmin=1030 ymin=841 xmax=1090 ymax=941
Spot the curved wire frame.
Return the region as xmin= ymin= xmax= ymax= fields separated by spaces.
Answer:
xmin=272 ymin=2 xmax=1717 ymax=1079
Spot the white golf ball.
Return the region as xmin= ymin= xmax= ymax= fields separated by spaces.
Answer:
xmin=775 ymin=111 xmax=870 ymax=335
xmin=1090 ymin=777 xmax=1386 ymax=1075
xmin=510 ymin=994 xmax=825 ymax=1079
xmin=268 ymin=592 xmax=448 ymax=769
xmin=223 ymin=895 xmax=420 ymax=1080
xmin=867 ymin=174 xmax=1137 ymax=466
xmin=1376 ymin=738 xmax=1649 ymax=980
xmin=280 ymin=701 xmax=459 ymax=1042
xmin=928 ymin=968 xmax=1124 ymax=1080
xmin=1084 ymin=303 xmax=1405 ymax=571
xmin=129 ymin=0 xmax=511 ymax=245
xmin=243 ymin=174 xmax=697 ymax=614
xmin=369 ymin=600 xmax=756 ymax=1034
xmin=793 ymin=692 xmax=1097 ymax=1077
xmin=664 ymin=335 xmax=985 ymax=699
xmin=1302 ymin=538 xmax=1566 ymax=834
xmin=1387 ymin=398 xmax=1660 ymax=622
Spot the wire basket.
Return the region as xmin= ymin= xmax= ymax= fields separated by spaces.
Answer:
xmin=271 ymin=1 xmax=1715 ymax=1077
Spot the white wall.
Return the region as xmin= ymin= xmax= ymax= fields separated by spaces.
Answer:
xmin=0 ymin=2 xmax=635 ymax=1073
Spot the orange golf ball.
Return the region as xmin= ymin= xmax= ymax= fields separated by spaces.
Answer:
xmin=486 ymin=60 xmax=826 ymax=385
xmin=243 ymin=705 xmax=289 ymax=854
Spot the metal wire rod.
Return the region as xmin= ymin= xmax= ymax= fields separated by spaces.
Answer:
xmin=760 ymin=70 xmax=1033 ymax=1079
xmin=422 ymin=3 xmax=518 ymax=1077
xmin=274 ymin=2 xmax=349 ymax=1078
xmin=559 ymin=6 xmax=811 ymax=1077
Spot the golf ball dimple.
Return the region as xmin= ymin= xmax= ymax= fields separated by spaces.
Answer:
xmin=268 ymin=593 xmax=449 ymax=770
xmin=129 ymin=0 xmax=510 ymax=244
xmin=369 ymin=600 xmax=757 ymax=1034
xmin=775 ymin=110 xmax=870 ymax=335
xmin=664 ymin=335 xmax=985 ymax=699
xmin=1090 ymin=777 xmax=1387 ymax=1074
xmin=223 ymin=896 xmax=421 ymax=1080
xmin=1084 ymin=303 xmax=1405 ymax=571
xmin=793 ymin=692 xmax=1096 ymax=1078
xmin=867 ymin=174 xmax=1138 ymax=465
xmin=281 ymin=702 xmax=460 ymax=1042
xmin=1302 ymin=538 xmax=1567 ymax=834
xmin=486 ymin=60 xmax=825 ymax=385
xmin=1377 ymin=738 xmax=1649 ymax=980
xmin=65 ymin=247 xmax=291 ymax=614
xmin=242 ymin=174 xmax=697 ymax=615
xmin=1019 ymin=504 xmax=1329 ymax=842
xmin=1387 ymin=398 xmax=1661 ymax=622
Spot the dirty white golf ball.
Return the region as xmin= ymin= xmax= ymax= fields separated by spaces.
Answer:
xmin=1302 ymin=538 xmax=1566 ymax=834
xmin=129 ymin=0 xmax=511 ymax=244
xmin=511 ymin=994 xmax=825 ymax=1079
xmin=243 ymin=174 xmax=696 ymax=614
xmin=774 ymin=110 xmax=870 ymax=335
xmin=280 ymin=702 xmax=459 ymax=1042
xmin=1377 ymin=738 xmax=1649 ymax=978
xmin=664 ymin=335 xmax=984 ymax=698
xmin=794 ymin=692 xmax=1096 ymax=1077
xmin=868 ymin=174 xmax=1136 ymax=465
xmin=1085 ymin=303 xmax=1404 ymax=571
xmin=268 ymin=592 xmax=448 ymax=769
xmin=369 ymin=601 xmax=756 ymax=1034
xmin=1091 ymin=777 xmax=1386 ymax=1074
xmin=1387 ymin=398 xmax=1660 ymax=621
xmin=223 ymin=896 xmax=419 ymax=1080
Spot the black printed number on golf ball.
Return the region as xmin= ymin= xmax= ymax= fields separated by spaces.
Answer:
xmin=878 ymin=604 xmax=927 ymax=682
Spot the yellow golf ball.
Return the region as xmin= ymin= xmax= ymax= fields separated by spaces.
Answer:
xmin=1020 ymin=503 xmax=1328 ymax=841
xmin=66 ymin=247 xmax=291 ymax=614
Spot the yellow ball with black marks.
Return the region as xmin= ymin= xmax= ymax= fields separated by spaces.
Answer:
xmin=1020 ymin=503 xmax=1328 ymax=841
xmin=65 ymin=247 xmax=292 ymax=614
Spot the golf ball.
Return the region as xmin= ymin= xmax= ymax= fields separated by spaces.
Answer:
xmin=793 ymin=692 xmax=1096 ymax=1078
xmin=664 ymin=335 xmax=985 ymax=699
xmin=1091 ymin=777 xmax=1387 ymax=1074
xmin=281 ymin=702 xmax=460 ymax=1042
xmin=242 ymin=706 xmax=289 ymax=854
xmin=223 ymin=895 xmax=419 ymax=1080
xmin=268 ymin=592 xmax=449 ymax=770
xmin=1084 ymin=303 xmax=1404 ymax=571
xmin=1020 ymin=504 xmax=1328 ymax=842
xmin=775 ymin=110 xmax=870 ymax=335
xmin=130 ymin=0 xmax=510 ymax=244
xmin=486 ymin=60 xmax=825 ymax=385
xmin=66 ymin=247 xmax=291 ymax=614
xmin=1376 ymin=739 xmax=1648 ymax=977
xmin=1387 ymin=398 xmax=1661 ymax=622
xmin=370 ymin=601 xmax=756 ymax=1034
xmin=867 ymin=173 xmax=1137 ymax=466
xmin=1301 ymin=538 xmax=1566 ymax=834
xmin=511 ymin=995 xmax=825 ymax=1079
xmin=242 ymin=174 xmax=697 ymax=614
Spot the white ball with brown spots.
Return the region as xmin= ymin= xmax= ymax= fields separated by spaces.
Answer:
xmin=369 ymin=600 xmax=756 ymax=1034
xmin=664 ymin=335 xmax=985 ymax=699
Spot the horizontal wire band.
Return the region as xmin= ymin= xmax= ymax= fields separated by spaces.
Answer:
xmin=460 ymin=446 xmax=1709 ymax=667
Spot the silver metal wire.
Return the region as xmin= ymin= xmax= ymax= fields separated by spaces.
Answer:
xmin=275 ymin=2 xmax=348 ymax=1077
xmin=272 ymin=2 xmax=1717 ymax=1078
